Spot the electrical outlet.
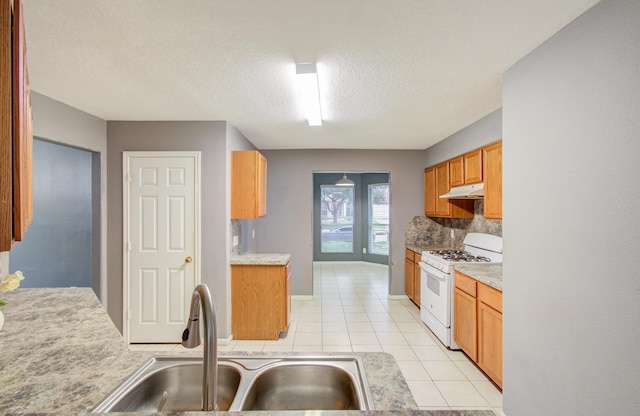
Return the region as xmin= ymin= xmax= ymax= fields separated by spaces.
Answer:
xmin=450 ymin=229 xmax=455 ymax=239
xmin=363 ymin=248 xmax=367 ymax=254
xmin=252 ymin=229 xmax=256 ymax=239
xmin=233 ymin=235 xmax=239 ymax=247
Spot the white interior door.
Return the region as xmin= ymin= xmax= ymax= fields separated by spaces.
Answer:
xmin=123 ymin=152 xmax=200 ymax=343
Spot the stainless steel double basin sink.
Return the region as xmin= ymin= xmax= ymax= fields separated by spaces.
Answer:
xmin=92 ymin=355 xmax=374 ymax=412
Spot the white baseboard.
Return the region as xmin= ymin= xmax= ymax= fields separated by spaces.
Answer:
xmin=388 ymin=294 xmax=409 ymax=300
xmin=217 ymin=334 xmax=233 ymax=346
xmin=291 ymin=295 xmax=314 ymax=300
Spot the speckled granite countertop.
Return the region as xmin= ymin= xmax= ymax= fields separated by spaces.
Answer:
xmin=0 ymin=288 xmax=494 ymax=416
xmin=405 ymin=244 xmax=455 ymax=254
xmin=454 ymin=264 xmax=503 ymax=291
xmin=230 ymin=253 xmax=291 ymax=265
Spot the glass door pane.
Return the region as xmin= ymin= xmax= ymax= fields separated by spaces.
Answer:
xmin=368 ymin=184 xmax=389 ymax=255
xmin=320 ymin=185 xmax=354 ymax=253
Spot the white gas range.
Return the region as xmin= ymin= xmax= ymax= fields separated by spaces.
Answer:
xmin=419 ymin=232 xmax=503 ymax=349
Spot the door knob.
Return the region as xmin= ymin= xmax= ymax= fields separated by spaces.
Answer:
xmin=185 ymin=256 xmax=193 ymax=264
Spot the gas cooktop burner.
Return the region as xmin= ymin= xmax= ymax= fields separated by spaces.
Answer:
xmin=429 ymin=250 xmax=491 ymax=262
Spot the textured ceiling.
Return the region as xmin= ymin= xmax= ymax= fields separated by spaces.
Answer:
xmin=23 ymin=0 xmax=599 ymax=149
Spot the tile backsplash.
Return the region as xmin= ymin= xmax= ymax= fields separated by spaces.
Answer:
xmin=405 ymin=200 xmax=502 ymax=248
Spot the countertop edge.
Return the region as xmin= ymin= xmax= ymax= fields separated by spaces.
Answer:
xmin=454 ymin=264 xmax=503 ymax=292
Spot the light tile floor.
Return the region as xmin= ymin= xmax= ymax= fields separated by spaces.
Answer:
xmin=130 ymin=261 xmax=502 ymax=415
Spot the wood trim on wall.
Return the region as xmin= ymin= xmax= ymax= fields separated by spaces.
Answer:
xmin=1 ymin=0 xmax=12 ymax=251
xmin=12 ymin=0 xmax=32 ymax=241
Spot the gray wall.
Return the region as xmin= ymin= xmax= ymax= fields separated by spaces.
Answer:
xmin=9 ymin=139 xmax=93 ymax=288
xmin=24 ymin=92 xmax=107 ymax=299
xmin=257 ymin=150 xmax=424 ymax=296
xmin=502 ymin=0 xmax=640 ymax=414
xmin=107 ymin=121 xmax=233 ymax=336
xmin=424 ymin=108 xmax=502 ymax=167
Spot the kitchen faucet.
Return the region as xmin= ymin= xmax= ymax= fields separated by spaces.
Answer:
xmin=182 ymin=284 xmax=218 ymax=411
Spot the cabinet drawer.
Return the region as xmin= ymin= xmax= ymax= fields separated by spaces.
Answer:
xmin=455 ymin=271 xmax=477 ymax=297
xmin=478 ymin=283 xmax=502 ymax=313
xmin=406 ymin=248 xmax=421 ymax=262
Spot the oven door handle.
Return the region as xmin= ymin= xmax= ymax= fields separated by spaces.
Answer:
xmin=419 ymin=262 xmax=448 ymax=281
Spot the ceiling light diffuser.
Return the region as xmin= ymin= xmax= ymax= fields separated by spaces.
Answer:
xmin=295 ymin=63 xmax=322 ymax=126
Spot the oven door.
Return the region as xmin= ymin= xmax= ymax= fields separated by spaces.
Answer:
xmin=419 ymin=262 xmax=451 ymax=327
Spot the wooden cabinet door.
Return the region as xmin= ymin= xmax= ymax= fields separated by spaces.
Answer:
xmin=449 ymin=156 xmax=464 ymax=187
xmin=257 ymin=152 xmax=267 ymax=217
xmin=464 ymin=149 xmax=483 ymax=184
xmin=435 ymin=161 xmax=451 ymax=217
xmin=232 ymin=264 xmax=287 ymax=340
xmin=478 ymin=301 xmax=503 ymax=388
xmin=454 ymin=287 xmax=477 ymax=361
xmin=284 ymin=262 xmax=291 ymax=331
xmin=404 ymin=258 xmax=415 ymax=301
xmin=1 ymin=0 xmax=32 ymax=250
xmin=1 ymin=0 xmax=11 ymax=250
xmin=423 ymin=167 xmax=436 ymax=216
xmin=231 ymin=150 xmax=267 ymax=219
xmin=483 ymin=141 xmax=502 ymax=219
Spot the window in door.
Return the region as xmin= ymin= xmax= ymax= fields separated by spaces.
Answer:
xmin=320 ymin=185 xmax=354 ymax=253
xmin=368 ymin=183 xmax=389 ymax=255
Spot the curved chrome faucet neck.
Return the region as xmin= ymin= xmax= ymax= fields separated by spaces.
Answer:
xmin=182 ymin=284 xmax=218 ymax=411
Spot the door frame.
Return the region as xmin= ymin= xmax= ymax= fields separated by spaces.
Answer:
xmin=122 ymin=151 xmax=202 ymax=344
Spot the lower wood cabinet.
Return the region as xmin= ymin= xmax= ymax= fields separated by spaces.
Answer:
xmin=231 ymin=262 xmax=291 ymax=340
xmin=404 ymin=249 xmax=421 ymax=306
xmin=454 ymin=285 xmax=477 ymax=361
xmin=454 ymin=271 xmax=502 ymax=388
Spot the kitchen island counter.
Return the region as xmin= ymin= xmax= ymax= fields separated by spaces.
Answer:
xmin=454 ymin=263 xmax=503 ymax=291
xmin=230 ymin=253 xmax=291 ymax=265
xmin=0 ymin=288 xmax=494 ymax=416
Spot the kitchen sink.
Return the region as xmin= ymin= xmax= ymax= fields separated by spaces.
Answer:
xmin=239 ymin=363 xmax=362 ymax=411
xmin=92 ymin=356 xmax=374 ymax=412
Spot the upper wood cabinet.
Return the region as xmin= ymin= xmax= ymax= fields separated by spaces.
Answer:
xmin=449 ymin=149 xmax=482 ymax=188
xmin=423 ymin=167 xmax=436 ymax=216
xmin=463 ymin=149 xmax=483 ymax=184
xmin=483 ymin=141 xmax=502 ymax=220
xmin=231 ymin=150 xmax=267 ymax=219
xmin=435 ymin=161 xmax=451 ymax=216
xmin=1 ymin=0 xmax=32 ymax=251
xmin=423 ymin=140 xmax=501 ymax=220
xmin=432 ymin=161 xmax=474 ymax=218
xmin=449 ymin=156 xmax=464 ymax=187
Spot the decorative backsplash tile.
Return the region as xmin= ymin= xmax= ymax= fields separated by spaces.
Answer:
xmin=406 ymin=200 xmax=502 ymax=248
xmin=231 ymin=219 xmax=241 ymax=255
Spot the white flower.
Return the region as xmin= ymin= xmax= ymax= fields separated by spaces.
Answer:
xmin=1 ymin=270 xmax=25 ymax=309
xmin=0 ymin=271 xmax=24 ymax=296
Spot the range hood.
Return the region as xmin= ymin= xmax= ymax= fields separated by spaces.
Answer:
xmin=439 ymin=183 xmax=484 ymax=199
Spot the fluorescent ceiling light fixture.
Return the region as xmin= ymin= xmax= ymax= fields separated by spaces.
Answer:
xmin=296 ymin=63 xmax=322 ymax=126
xmin=335 ymin=173 xmax=354 ymax=186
